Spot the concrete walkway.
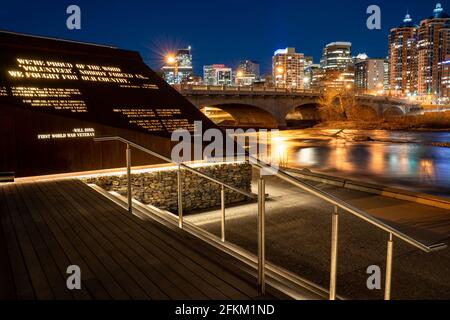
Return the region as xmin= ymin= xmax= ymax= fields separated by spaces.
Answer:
xmin=186 ymin=172 xmax=450 ymax=300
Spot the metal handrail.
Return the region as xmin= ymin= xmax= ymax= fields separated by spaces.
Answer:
xmin=94 ymin=136 xmax=255 ymax=236
xmin=94 ymin=136 xmax=256 ymax=200
xmin=0 ymin=172 xmax=15 ymax=183
xmin=250 ymin=158 xmax=447 ymax=253
xmin=249 ymin=156 xmax=447 ymax=300
xmin=94 ymin=135 xmax=448 ymax=300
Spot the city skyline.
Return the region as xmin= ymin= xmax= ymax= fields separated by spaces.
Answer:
xmin=161 ymin=3 xmax=450 ymax=101
xmin=0 ymin=0 xmax=448 ymax=75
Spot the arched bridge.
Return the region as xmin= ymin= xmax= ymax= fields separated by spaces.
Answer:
xmin=175 ymin=85 xmax=422 ymax=128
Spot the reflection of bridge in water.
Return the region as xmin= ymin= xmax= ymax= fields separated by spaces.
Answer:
xmin=175 ymin=85 xmax=423 ymax=128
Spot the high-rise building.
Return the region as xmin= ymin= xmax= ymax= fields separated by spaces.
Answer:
xmin=302 ymin=57 xmax=315 ymax=89
xmin=304 ymin=56 xmax=314 ymax=68
xmin=384 ymin=59 xmax=390 ymax=90
xmin=203 ymin=65 xmax=216 ymax=85
xmin=238 ymin=60 xmax=260 ymax=78
xmin=439 ymin=54 xmax=450 ymax=100
xmin=162 ymin=46 xmax=193 ymax=84
xmin=355 ymin=58 xmax=386 ymax=92
xmin=318 ymin=42 xmax=354 ymax=89
xmin=304 ymin=63 xmax=320 ymax=90
xmin=272 ymin=48 xmax=306 ymax=89
xmin=203 ymin=64 xmax=233 ymax=86
xmin=320 ymin=42 xmax=354 ymax=70
xmin=388 ymin=14 xmax=418 ymax=94
xmin=236 ymin=60 xmax=260 ymax=86
xmin=354 ymin=55 xmax=368 ymax=90
xmin=235 ymin=73 xmax=256 ymax=86
xmin=417 ymin=3 xmax=450 ymax=97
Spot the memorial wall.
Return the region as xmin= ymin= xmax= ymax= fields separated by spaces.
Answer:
xmin=0 ymin=32 xmax=217 ymax=177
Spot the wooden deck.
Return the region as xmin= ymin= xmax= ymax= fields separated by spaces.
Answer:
xmin=0 ymin=179 xmax=280 ymax=300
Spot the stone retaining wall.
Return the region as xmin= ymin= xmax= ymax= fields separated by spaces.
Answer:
xmin=83 ymin=163 xmax=252 ymax=212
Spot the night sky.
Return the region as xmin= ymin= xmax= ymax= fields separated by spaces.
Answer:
xmin=0 ymin=0 xmax=447 ymax=75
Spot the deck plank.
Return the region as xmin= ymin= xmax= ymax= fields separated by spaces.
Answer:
xmin=16 ymin=182 xmax=92 ymax=300
xmin=57 ymin=180 xmax=207 ymax=299
xmin=34 ymin=182 xmax=129 ymax=299
xmin=61 ymin=180 xmax=232 ymax=299
xmin=70 ymin=180 xmax=259 ymax=299
xmin=53 ymin=181 xmax=176 ymax=300
xmin=12 ymin=183 xmax=73 ymax=300
xmin=28 ymin=182 xmax=110 ymax=300
xmin=0 ymin=187 xmax=32 ymax=299
xmin=0 ymin=179 xmax=279 ymax=300
xmin=2 ymin=184 xmax=53 ymax=299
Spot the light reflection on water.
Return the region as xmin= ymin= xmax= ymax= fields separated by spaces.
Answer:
xmin=262 ymin=129 xmax=450 ymax=197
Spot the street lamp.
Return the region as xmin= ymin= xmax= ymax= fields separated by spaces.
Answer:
xmin=166 ymin=55 xmax=176 ymax=64
xmin=166 ymin=54 xmax=178 ymax=84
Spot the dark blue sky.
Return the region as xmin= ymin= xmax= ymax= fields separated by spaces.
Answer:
xmin=0 ymin=0 xmax=447 ymax=74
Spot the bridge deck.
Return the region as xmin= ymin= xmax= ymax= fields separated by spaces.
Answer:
xmin=0 ymin=179 xmax=281 ymax=300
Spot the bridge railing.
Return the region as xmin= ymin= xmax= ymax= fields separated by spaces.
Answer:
xmin=355 ymin=94 xmax=422 ymax=106
xmin=176 ymin=85 xmax=421 ymax=107
xmin=174 ymin=84 xmax=319 ymax=95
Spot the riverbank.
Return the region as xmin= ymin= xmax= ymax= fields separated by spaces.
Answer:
xmin=312 ymin=111 xmax=450 ymax=131
xmin=314 ymin=120 xmax=450 ymax=131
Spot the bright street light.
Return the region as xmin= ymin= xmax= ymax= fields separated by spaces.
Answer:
xmin=166 ymin=55 xmax=176 ymax=64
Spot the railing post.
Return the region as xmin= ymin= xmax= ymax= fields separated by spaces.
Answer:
xmin=126 ymin=143 xmax=132 ymax=213
xmin=384 ymin=233 xmax=394 ymax=300
xmin=177 ymin=164 xmax=183 ymax=229
xmin=329 ymin=205 xmax=339 ymax=300
xmin=258 ymin=176 xmax=266 ymax=294
xmin=221 ymin=185 xmax=226 ymax=242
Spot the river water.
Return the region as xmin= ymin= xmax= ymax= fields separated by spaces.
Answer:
xmin=262 ymin=129 xmax=450 ymax=198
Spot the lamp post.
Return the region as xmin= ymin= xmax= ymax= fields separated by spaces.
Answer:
xmin=166 ymin=54 xmax=178 ymax=84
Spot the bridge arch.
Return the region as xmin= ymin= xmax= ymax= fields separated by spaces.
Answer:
xmin=286 ymin=103 xmax=322 ymax=120
xmin=351 ymin=104 xmax=379 ymax=120
xmin=284 ymin=103 xmax=321 ymax=128
xmin=382 ymin=106 xmax=405 ymax=118
xmin=200 ymin=103 xmax=278 ymax=128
